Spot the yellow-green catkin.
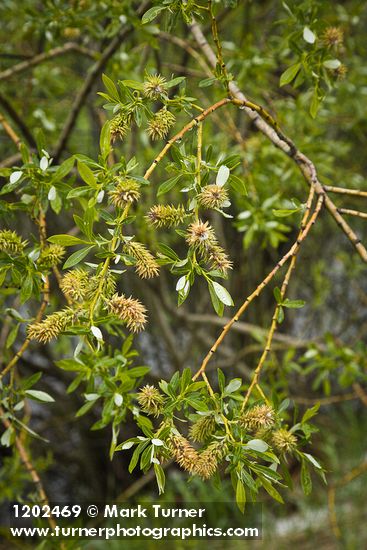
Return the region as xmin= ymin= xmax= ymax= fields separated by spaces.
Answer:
xmin=189 ymin=415 xmax=216 ymax=443
xmin=0 ymin=230 xmax=27 ymax=255
xmin=27 ymin=308 xmax=75 ymax=343
xmin=322 ymin=27 xmax=344 ymax=49
xmin=240 ymin=404 xmax=275 ymax=432
xmin=185 ymin=220 xmax=232 ymax=274
xmin=196 ymin=441 xmax=228 ymax=479
xmin=147 ymin=108 xmax=175 ymax=140
xmin=272 ymin=429 xmax=297 ymax=453
xmin=169 ymin=434 xmax=199 ymax=475
xmin=110 ymin=112 xmax=131 ymax=141
xmin=107 ymin=293 xmax=147 ymax=332
xmin=137 ymin=385 xmax=165 ymax=416
xmin=146 ymin=204 xmax=187 ymax=228
xmin=123 ymin=241 xmax=159 ymax=279
xmin=143 ymin=74 xmax=167 ymax=100
xmin=109 ymin=177 xmax=140 ymax=208
xmin=198 ymin=184 xmax=229 ymax=210
xmin=60 ymin=268 xmax=90 ymax=302
xmin=37 ymin=244 xmax=65 ymax=269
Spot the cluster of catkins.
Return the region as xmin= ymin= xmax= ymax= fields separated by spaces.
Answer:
xmin=110 ymin=74 xmax=176 ymax=142
xmin=137 ymin=385 xmax=228 ymax=479
xmin=136 ymin=385 xmax=298 ymax=479
xmin=239 ymin=404 xmax=297 ymax=453
xmin=0 ymin=229 xmax=65 ymax=269
xmin=27 ymin=267 xmax=148 ymax=343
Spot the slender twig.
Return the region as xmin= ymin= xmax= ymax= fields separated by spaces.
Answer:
xmin=0 ymin=111 xmax=22 ymax=149
xmin=0 ymin=42 xmax=95 ymax=82
xmin=0 ymin=92 xmax=37 ymax=148
xmin=193 ymin=195 xmax=324 ymax=381
xmin=338 ymin=207 xmax=367 ymax=220
xmin=208 ymin=0 xmax=229 ymax=91
xmin=293 ymin=393 xmax=357 ymax=405
xmin=0 ymin=151 xmax=23 ymax=168
xmin=324 ymin=185 xmax=367 ymax=198
xmin=241 ymin=188 xmax=315 ymax=409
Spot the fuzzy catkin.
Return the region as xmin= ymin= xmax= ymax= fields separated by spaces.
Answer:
xmin=123 ymin=241 xmax=159 ymax=279
xmin=107 ymin=293 xmax=147 ymax=332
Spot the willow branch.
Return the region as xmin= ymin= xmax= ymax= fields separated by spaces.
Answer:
xmin=0 ymin=92 xmax=37 ymax=148
xmin=241 ymin=188 xmax=315 ymax=409
xmin=193 ymin=195 xmax=324 ymax=381
xmin=338 ymin=207 xmax=367 ymax=220
xmin=324 ymin=185 xmax=367 ymax=198
xmin=0 ymin=111 xmax=22 ymax=149
xmin=189 ymin=21 xmax=367 ymax=262
xmin=0 ymin=42 xmax=95 ymax=82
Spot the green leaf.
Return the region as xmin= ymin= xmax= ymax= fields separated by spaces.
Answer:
xmin=273 ymin=208 xmax=300 ymax=217
xmin=224 ymin=378 xmax=242 ymax=394
xmin=303 ymin=452 xmax=322 ymax=470
xmin=245 ymin=439 xmax=269 ymax=453
xmin=52 ymin=157 xmax=75 ymax=182
xmin=261 ymin=478 xmax=284 ymax=503
xmin=77 ymin=161 xmax=97 ymax=188
xmin=128 ymin=366 xmax=150 ymax=378
xmin=100 ymin=120 xmax=111 ymax=159
xmin=229 ymin=175 xmax=247 ymax=196
xmin=157 ymin=175 xmax=181 ymax=197
xmin=142 ymin=5 xmax=166 ymax=24
xmin=310 ymin=90 xmax=320 ymax=119
xmin=283 ymin=298 xmax=305 ymax=309
xmin=20 ymin=274 xmax=33 ymax=304
xmin=273 ymin=287 xmax=282 ymax=303
xmin=198 ymin=77 xmax=216 ymax=88
xmin=102 ymin=74 xmax=120 ymax=101
xmin=209 ymin=283 xmax=224 ymax=316
xmin=25 ymin=390 xmax=55 ymax=403
xmin=157 ymin=243 xmax=180 ymax=261
xmin=166 ymin=76 xmax=186 ymax=88
xmin=212 ymin=281 xmax=234 ymax=307
xmin=236 ymin=479 xmax=246 ymax=513
xmin=301 ymin=460 xmax=312 ymax=495
xmin=63 ymin=245 xmax=95 ymax=269
xmin=302 ymin=403 xmax=320 ymax=424
xmin=121 ymin=79 xmax=144 ymax=91
xmin=303 ymin=27 xmax=316 ymax=44
xmin=280 ymin=62 xmax=301 ymax=87
xmin=1 ymin=427 xmax=13 ymax=447
xmin=21 ymin=372 xmax=42 ymax=390
xmin=128 ymin=441 xmax=147 ymax=473
xmin=154 ymin=463 xmax=166 ymax=495
xmin=75 ymin=399 xmax=98 ymax=417
xmin=277 ymin=306 xmax=284 ymax=324
xmin=180 ymin=368 xmax=192 ymax=391
xmin=6 ymin=323 xmax=19 ymax=349
xmin=48 ymin=235 xmax=92 ymax=246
